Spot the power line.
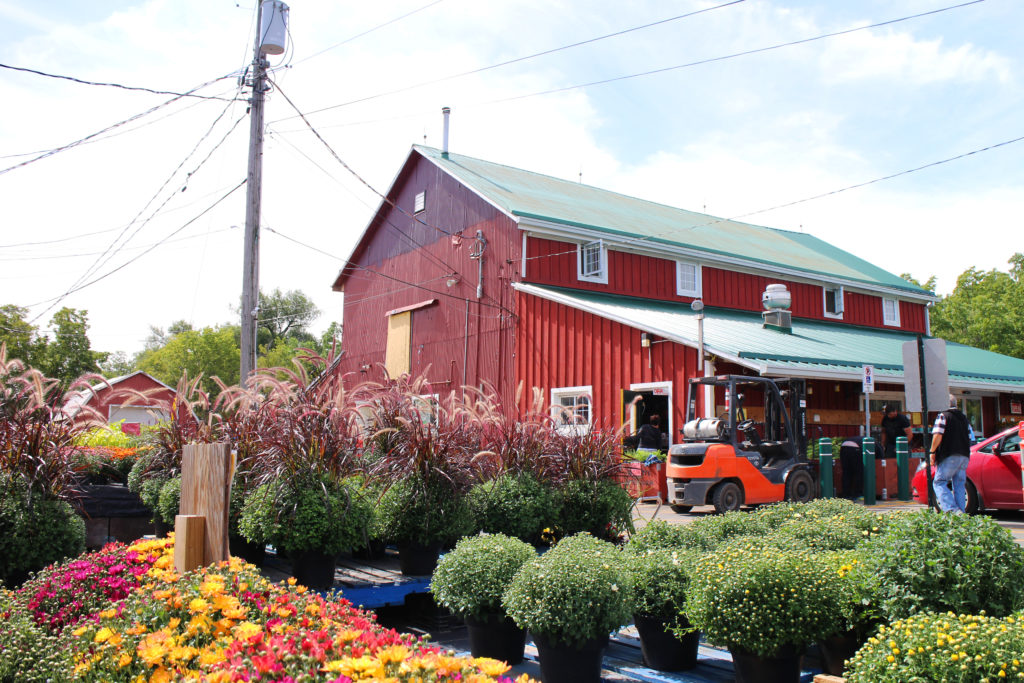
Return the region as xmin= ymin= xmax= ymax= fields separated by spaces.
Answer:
xmin=295 ymin=0 xmax=447 ymax=65
xmin=33 ymin=105 xmax=248 ymax=322
xmin=273 ymin=0 xmax=744 ymax=123
xmin=0 ymin=226 xmax=239 ymax=261
xmin=22 ymin=180 xmax=247 ymax=310
xmin=0 ymin=62 xmax=237 ymax=101
xmin=479 ymin=0 xmax=987 ymax=107
xmin=0 ymin=74 xmax=238 ymax=177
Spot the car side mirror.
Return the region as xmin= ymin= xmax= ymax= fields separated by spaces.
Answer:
xmin=993 ymin=443 xmax=1003 ymax=456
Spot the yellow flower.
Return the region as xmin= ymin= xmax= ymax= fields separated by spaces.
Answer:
xmin=378 ymin=645 xmax=411 ymax=664
xmin=118 ymin=653 xmax=133 ymax=668
xmin=474 ymin=658 xmax=512 ymax=676
xmin=233 ymin=621 xmax=262 ymax=641
xmin=94 ymin=627 xmax=115 ymax=644
xmin=99 ymin=608 xmax=118 ymax=619
xmin=189 ymin=598 xmax=209 ymax=613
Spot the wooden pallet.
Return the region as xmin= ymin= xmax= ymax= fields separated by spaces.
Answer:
xmin=261 ymin=548 xmax=434 ymax=609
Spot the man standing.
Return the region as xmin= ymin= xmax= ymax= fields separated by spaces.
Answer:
xmin=929 ymin=395 xmax=972 ymax=513
xmin=880 ymin=404 xmax=913 ymax=459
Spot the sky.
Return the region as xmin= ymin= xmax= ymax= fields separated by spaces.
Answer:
xmin=1 ymin=0 xmax=1021 ymax=358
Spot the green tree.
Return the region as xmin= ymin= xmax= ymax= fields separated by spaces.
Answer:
xmin=0 ymin=304 xmax=45 ymax=368
xmin=929 ymin=253 xmax=1024 ymax=360
xmin=136 ymin=325 xmax=240 ymax=396
xmin=257 ymin=289 xmax=320 ymax=350
xmin=98 ymin=351 xmax=136 ymax=378
xmin=39 ymin=308 xmax=100 ymax=385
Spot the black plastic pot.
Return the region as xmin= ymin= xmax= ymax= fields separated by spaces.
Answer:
xmin=465 ymin=613 xmax=526 ymax=664
xmin=291 ymin=550 xmax=336 ymax=591
xmin=352 ymin=539 xmax=387 ymax=561
xmin=633 ymin=613 xmax=700 ymax=671
xmin=152 ymin=517 xmax=171 ymax=538
xmin=818 ymin=630 xmax=861 ymax=676
xmin=397 ymin=541 xmax=442 ymax=576
xmin=531 ymin=632 xmax=608 ymax=683
xmin=730 ymin=644 xmax=804 ymax=683
xmin=229 ymin=534 xmax=266 ymax=567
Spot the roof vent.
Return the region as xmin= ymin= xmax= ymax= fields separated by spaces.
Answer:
xmin=762 ymin=284 xmax=792 ymax=333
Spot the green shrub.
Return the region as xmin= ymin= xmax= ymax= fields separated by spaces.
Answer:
xmin=127 ymin=453 xmax=168 ymax=523
xmin=845 ymin=612 xmax=1024 ymax=682
xmin=770 ymin=516 xmax=868 ymax=551
xmin=156 ymin=475 xmax=181 ymax=525
xmin=503 ymin=533 xmax=633 ymax=648
xmin=823 ymin=549 xmax=885 ymax=639
xmin=628 ymin=548 xmax=696 ymax=624
xmin=624 ymin=520 xmax=693 ymax=554
xmin=685 ymin=543 xmax=843 ymax=657
xmin=558 ymin=479 xmax=634 ymax=541
xmin=431 ymin=533 xmax=536 ymax=620
xmin=239 ymin=476 xmax=374 ymax=556
xmin=0 ymin=478 xmax=85 ymax=588
xmin=861 ymin=510 xmax=1024 ymax=620
xmin=373 ymin=474 xmax=474 ymax=547
xmin=0 ymin=589 xmax=73 ymax=682
xmin=469 ymin=472 xmax=559 ymax=543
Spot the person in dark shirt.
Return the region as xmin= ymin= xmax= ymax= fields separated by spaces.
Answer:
xmin=636 ymin=415 xmax=663 ymax=450
xmin=930 ymin=395 xmax=972 ymax=513
xmin=880 ymin=404 xmax=912 ymax=458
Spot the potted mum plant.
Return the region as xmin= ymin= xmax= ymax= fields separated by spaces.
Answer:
xmin=430 ymin=533 xmax=536 ymax=663
xmin=625 ymin=547 xmax=700 ymax=671
xmin=503 ymin=533 xmax=633 ymax=683
xmin=238 ymin=354 xmax=372 ymax=590
xmin=363 ymin=376 xmax=481 ymax=575
xmin=684 ymin=543 xmax=843 ymax=683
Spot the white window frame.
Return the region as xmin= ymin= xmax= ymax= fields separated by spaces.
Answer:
xmin=577 ymin=240 xmax=608 ymax=284
xmin=823 ymin=286 xmax=844 ymax=319
xmin=629 ymin=381 xmax=673 ymax=448
xmin=675 ymin=260 xmax=702 ymax=298
xmin=414 ymin=191 xmax=426 ymax=214
xmin=882 ymin=297 xmax=901 ymax=327
xmin=551 ymin=385 xmax=593 ymax=434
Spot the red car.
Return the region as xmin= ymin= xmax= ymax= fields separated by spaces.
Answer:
xmin=912 ymin=426 xmax=1023 ymax=512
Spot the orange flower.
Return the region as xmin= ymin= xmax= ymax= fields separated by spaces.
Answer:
xmin=473 ymin=658 xmax=511 ymax=676
xmin=377 ymin=645 xmax=411 ymax=664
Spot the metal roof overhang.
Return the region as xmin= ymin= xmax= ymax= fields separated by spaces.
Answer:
xmin=513 ymin=283 xmax=1024 ymax=394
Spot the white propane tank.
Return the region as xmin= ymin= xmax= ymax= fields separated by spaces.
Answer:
xmin=682 ymin=418 xmax=726 ymax=440
xmin=259 ymin=0 xmax=289 ymax=55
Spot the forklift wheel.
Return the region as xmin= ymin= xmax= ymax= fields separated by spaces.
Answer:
xmin=670 ymin=504 xmax=693 ymax=514
xmin=785 ymin=469 xmax=815 ymax=503
xmin=712 ymin=482 xmax=743 ymax=514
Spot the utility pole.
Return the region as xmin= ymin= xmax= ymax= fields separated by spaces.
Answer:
xmin=241 ymin=4 xmax=268 ymax=385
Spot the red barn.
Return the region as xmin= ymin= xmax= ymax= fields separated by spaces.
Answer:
xmin=65 ymin=371 xmax=175 ymax=433
xmin=331 ymin=145 xmax=1024 ymax=443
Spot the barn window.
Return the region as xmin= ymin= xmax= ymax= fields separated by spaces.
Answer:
xmin=823 ymin=286 xmax=844 ymax=318
xmin=577 ymin=240 xmax=607 ymax=284
xmin=676 ymin=260 xmax=702 ymax=298
xmin=414 ymin=191 xmax=426 ymax=214
xmin=882 ymin=297 xmax=900 ymax=326
xmin=551 ymin=386 xmax=593 ymax=434
xmin=384 ymin=311 xmax=412 ymax=378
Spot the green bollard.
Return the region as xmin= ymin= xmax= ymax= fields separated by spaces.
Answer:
xmin=819 ymin=438 xmax=834 ymax=498
xmin=862 ymin=437 xmax=876 ymax=506
xmin=896 ymin=436 xmax=910 ymax=501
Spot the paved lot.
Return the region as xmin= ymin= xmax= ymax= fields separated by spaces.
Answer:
xmin=631 ymin=499 xmax=1024 ymax=545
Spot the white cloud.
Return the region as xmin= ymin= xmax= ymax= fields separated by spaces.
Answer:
xmin=820 ymin=29 xmax=1012 ymax=85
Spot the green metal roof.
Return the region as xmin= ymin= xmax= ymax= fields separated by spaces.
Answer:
xmin=515 ymin=283 xmax=1024 ymax=392
xmin=417 ymin=146 xmax=932 ymax=297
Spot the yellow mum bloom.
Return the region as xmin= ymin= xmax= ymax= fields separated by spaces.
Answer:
xmin=474 ymin=658 xmax=512 ymax=676
xmin=189 ymin=598 xmax=209 ymax=613
xmin=118 ymin=653 xmax=133 ymax=668
xmin=378 ymin=645 xmax=411 ymax=664
xmin=233 ymin=621 xmax=262 ymax=641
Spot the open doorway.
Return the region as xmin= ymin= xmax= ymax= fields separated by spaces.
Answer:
xmin=622 ymin=382 xmax=672 ymax=450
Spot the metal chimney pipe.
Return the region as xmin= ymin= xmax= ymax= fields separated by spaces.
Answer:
xmin=442 ymin=106 xmax=451 ymax=156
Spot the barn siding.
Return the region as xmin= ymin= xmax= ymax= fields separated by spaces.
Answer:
xmin=334 ymin=155 xmax=520 ymax=408
xmin=515 ymin=290 xmax=698 ymax=439
xmin=524 ymin=236 xmax=927 ymax=333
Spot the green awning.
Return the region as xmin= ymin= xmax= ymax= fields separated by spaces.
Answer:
xmin=514 ymin=283 xmax=1024 ymax=392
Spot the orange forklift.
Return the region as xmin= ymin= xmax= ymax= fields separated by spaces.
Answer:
xmin=666 ymin=375 xmax=815 ymax=514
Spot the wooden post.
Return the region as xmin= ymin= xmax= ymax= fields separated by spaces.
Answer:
xmin=180 ymin=442 xmax=234 ymax=566
xmin=174 ymin=515 xmax=205 ymax=573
